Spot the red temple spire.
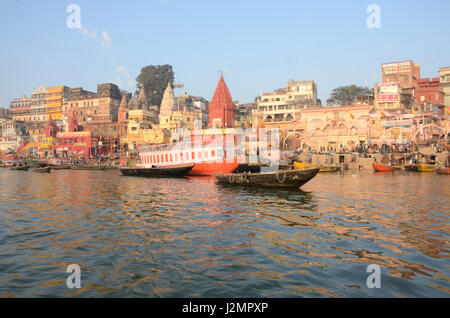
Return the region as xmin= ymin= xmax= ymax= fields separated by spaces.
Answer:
xmin=208 ymin=74 xmax=235 ymax=128
xmin=45 ymin=115 xmax=58 ymax=138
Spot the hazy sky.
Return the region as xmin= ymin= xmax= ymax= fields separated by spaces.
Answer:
xmin=1 ymin=0 xmax=449 ymax=108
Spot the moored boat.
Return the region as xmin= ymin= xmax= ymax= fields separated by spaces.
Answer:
xmin=319 ymin=165 xmax=341 ymax=172
xmin=32 ymin=167 xmax=51 ymax=173
xmin=10 ymin=165 xmax=29 ymax=171
xmin=436 ymin=167 xmax=450 ymax=175
xmin=418 ymin=163 xmax=435 ymax=172
xmin=49 ymin=165 xmax=71 ymax=170
xmin=403 ymin=164 xmax=418 ymax=171
xmin=214 ymin=167 xmax=320 ymax=189
xmin=293 ymin=162 xmax=316 ymax=169
xmin=70 ymin=165 xmax=105 ymax=170
xmin=372 ymin=163 xmax=395 ymax=172
xmin=120 ymin=164 xmax=195 ymax=178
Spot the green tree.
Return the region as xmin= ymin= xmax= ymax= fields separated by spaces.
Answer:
xmin=136 ymin=65 xmax=175 ymax=106
xmin=326 ymin=85 xmax=373 ymax=106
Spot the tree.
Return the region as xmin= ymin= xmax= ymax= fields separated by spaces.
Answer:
xmin=136 ymin=65 xmax=175 ymax=106
xmin=326 ymin=85 xmax=373 ymax=106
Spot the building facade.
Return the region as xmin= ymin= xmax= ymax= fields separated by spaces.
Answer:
xmin=440 ymin=67 xmax=450 ymax=107
xmin=255 ymin=80 xmax=319 ymax=123
xmin=46 ymin=86 xmax=69 ymax=122
xmin=382 ymin=60 xmax=420 ymax=97
xmin=416 ymin=78 xmax=444 ymax=111
xmin=30 ymin=85 xmax=47 ymax=122
xmin=10 ymin=95 xmax=32 ymax=122
xmin=374 ymin=82 xmax=413 ymax=112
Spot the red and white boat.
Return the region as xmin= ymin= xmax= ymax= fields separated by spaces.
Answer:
xmin=138 ymin=129 xmax=241 ymax=176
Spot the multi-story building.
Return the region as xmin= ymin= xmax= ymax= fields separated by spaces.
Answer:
xmin=255 ymin=79 xmax=319 ymax=123
xmin=440 ymin=67 xmax=450 ymax=107
xmin=30 ymin=85 xmax=47 ymax=122
xmin=66 ymin=83 xmax=122 ymax=136
xmin=416 ymin=78 xmax=444 ymax=112
xmin=46 ymin=86 xmax=69 ymax=122
xmin=381 ymin=60 xmax=420 ymax=97
xmin=374 ymin=82 xmax=413 ymax=112
xmin=10 ymin=95 xmax=32 ymax=122
xmin=0 ymin=120 xmax=28 ymax=151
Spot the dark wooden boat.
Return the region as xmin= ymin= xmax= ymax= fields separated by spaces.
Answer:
xmin=403 ymin=164 xmax=418 ymax=171
xmin=49 ymin=165 xmax=71 ymax=170
xmin=214 ymin=167 xmax=320 ymax=189
xmin=436 ymin=167 xmax=450 ymax=175
xmin=32 ymin=167 xmax=51 ymax=173
xmin=70 ymin=165 xmax=105 ymax=170
xmin=120 ymin=164 xmax=195 ymax=178
xmin=10 ymin=165 xmax=29 ymax=171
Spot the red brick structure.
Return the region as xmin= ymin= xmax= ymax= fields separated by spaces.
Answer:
xmin=208 ymin=74 xmax=235 ymax=128
xmin=416 ymin=78 xmax=444 ymax=109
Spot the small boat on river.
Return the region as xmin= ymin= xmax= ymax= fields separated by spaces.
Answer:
xmin=120 ymin=164 xmax=195 ymax=178
xmin=436 ymin=167 xmax=450 ymax=175
xmin=70 ymin=165 xmax=105 ymax=170
xmin=214 ymin=167 xmax=320 ymax=189
xmin=418 ymin=163 xmax=435 ymax=172
xmin=319 ymin=165 xmax=341 ymax=172
xmin=372 ymin=163 xmax=395 ymax=172
xmin=403 ymin=164 xmax=418 ymax=171
xmin=32 ymin=167 xmax=51 ymax=173
xmin=10 ymin=165 xmax=29 ymax=171
xmin=49 ymin=165 xmax=71 ymax=170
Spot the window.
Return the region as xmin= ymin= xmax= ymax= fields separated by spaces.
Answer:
xmin=211 ymin=150 xmax=215 ymax=157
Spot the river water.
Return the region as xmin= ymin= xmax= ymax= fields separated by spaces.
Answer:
xmin=0 ymin=168 xmax=448 ymax=297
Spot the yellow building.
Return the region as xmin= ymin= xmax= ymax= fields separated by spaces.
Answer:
xmin=159 ymin=108 xmax=202 ymax=131
xmin=123 ymin=109 xmax=170 ymax=150
xmin=46 ymin=86 xmax=69 ymax=121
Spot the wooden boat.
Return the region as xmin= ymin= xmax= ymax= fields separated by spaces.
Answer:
xmin=319 ymin=165 xmax=341 ymax=172
xmin=120 ymin=164 xmax=195 ymax=178
xmin=403 ymin=164 xmax=418 ymax=171
xmin=436 ymin=167 xmax=450 ymax=175
xmin=70 ymin=165 xmax=105 ymax=170
xmin=372 ymin=163 xmax=394 ymax=172
xmin=32 ymin=167 xmax=51 ymax=173
xmin=10 ymin=165 xmax=29 ymax=171
xmin=418 ymin=163 xmax=435 ymax=172
xmin=49 ymin=165 xmax=71 ymax=170
xmin=214 ymin=167 xmax=320 ymax=189
xmin=293 ymin=162 xmax=316 ymax=169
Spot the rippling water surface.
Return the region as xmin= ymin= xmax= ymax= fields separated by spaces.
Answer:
xmin=0 ymin=168 xmax=448 ymax=297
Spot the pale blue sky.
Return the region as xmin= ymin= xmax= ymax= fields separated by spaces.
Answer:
xmin=1 ymin=0 xmax=449 ymax=107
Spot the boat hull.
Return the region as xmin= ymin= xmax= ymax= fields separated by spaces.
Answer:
xmin=319 ymin=165 xmax=341 ymax=172
xmin=436 ymin=167 xmax=450 ymax=175
xmin=70 ymin=165 xmax=105 ymax=170
xmin=120 ymin=164 xmax=195 ymax=178
xmin=373 ymin=163 xmax=394 ymax=172
xmin=10 ymin=166 xmax=29 ymax=171
xmin=418 ymin=164 xmax=435 ymax=172
xmin=214 ymin=167 xmax=320 ymax=189
xmin=32 ymin=167 xmax=51 ymax=173
xmin=188 ymin=162 xmax=239 ymax=176
xmin=403 ymin=164 xmax=418 ymax=171
xmin=49 ymin=165 xmax=71 ymax=170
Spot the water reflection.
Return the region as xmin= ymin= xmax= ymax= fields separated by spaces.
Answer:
xmin=0 ymin=169 xmax=448 ymax=297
